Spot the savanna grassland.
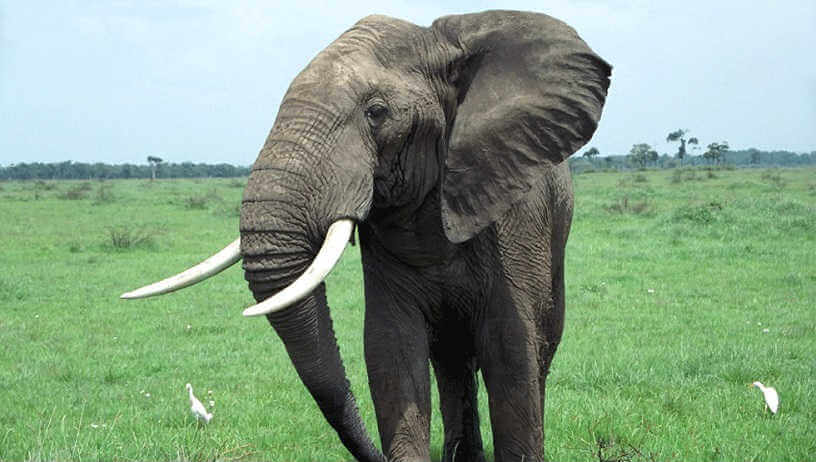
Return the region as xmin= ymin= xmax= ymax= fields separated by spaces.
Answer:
xmin=0 ymin=167 xmax=813 ymax=461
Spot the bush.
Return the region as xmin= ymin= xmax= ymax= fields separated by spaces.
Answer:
xmin=213 ymin=202 xmax=241 ymax=218
xmin=185 ymin=195 xmax=209 ymax=209
xmin=672 ymin=201 xmax=723 ymax=224
xmin=605 ymin=196 xmax=650 ymax=215
xmin=94 ymin=184 xmax=115 ymax=204
xmin=106 ymin=226 xmax=157 ymax=250
xmin=671 ymin=168 xmax=698 ymax=183
xmin=760 ymin=170 xmax=786 ymax=189
xmin=35 ymin=180 xmax=57 ymax=191
xmin=60 ymin=184 xmax=90 ymax=200
xmin=616 ymin=173 xmax=649 ymax=187
xmin=185 ymin=188 xmax=223 ymax=210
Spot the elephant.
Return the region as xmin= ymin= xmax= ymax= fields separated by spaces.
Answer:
xmin=122 ymin=10 xmax=610 ymax=462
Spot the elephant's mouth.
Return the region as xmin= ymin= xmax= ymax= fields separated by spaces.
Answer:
xmin=119 ymin=219 xmax=355 ymax=317
xmin=242 ymin=219 xmax=354 ymax=316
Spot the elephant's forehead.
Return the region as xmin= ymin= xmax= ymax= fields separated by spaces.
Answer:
xmin=304 ymin=52 xmax=372 ymax=86
xmin=292 ymin=18 xmax=421 ymax=96
xmin=289 ymin=51 xmax=398 ymax=106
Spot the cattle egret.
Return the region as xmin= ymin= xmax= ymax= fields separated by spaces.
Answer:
xmin=751 ymin=381 xmax=779 ymax=414
xmin=186 ymin=383 xmax=213 ymax=423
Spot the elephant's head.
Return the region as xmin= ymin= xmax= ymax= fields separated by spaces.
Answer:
xmin=122 ymin=10 xmax=610 ymax=461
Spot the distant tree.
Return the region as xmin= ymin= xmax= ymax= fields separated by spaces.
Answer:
xmin=147 ymin=156 xmax=163 ymax=181
xmin=582 ymin=147 xmax=600 ymax=162
xmin=628 ymin=143 xmax=658 ymax=168
xmin=749 ymin=148 xmax=761 ymax=165
xmin=666 ymin=129 xmax=699 ymax=165
xmin=703 ymin=141 xmax=730 ymax=164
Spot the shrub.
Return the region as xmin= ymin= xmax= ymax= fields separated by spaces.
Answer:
xmin=580 ymin=282 xmax=607 ymax=296
xmin=672 ymin=201 xmax=723 ymax=224
xmin=213 ymin=202 xmax=241 ymax=218
xmin=671 ymin=168 xmax=698 ymax=183
xmin=617 ymin=174 xmax=649 ymax=187
xmin=60 ymin=184 xmax=89 ymax=200
xmin=35 ymin=180 xmax=57 ymax=191
xmin=185 ymin=195 xmax=209 ymax=209
xmin=605 ymin=196 xmax=650 ymax=215
xmin=760 ymin=170 xmax=786 ymax=189
xmin=94 ymin=184 xmax=115 ymax=204
xmin=106 ymin=226 xmax=157 ymax=250
xmin=185 ymin=188 xmax=223 ymax=210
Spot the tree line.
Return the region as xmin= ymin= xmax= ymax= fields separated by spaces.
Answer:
xmin=574 ymin=128 xmax=815 ymax=172
xmin=0 ymin=160 xmax=250 ymax=181
xmin=3 ymin=142 xmax=814 ymax=182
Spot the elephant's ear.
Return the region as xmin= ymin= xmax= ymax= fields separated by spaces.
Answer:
xmin=432 ymin=11 xmax=611 ymax=243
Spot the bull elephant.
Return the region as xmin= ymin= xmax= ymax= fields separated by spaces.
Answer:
xmin=122 ymin=10 xmax=610 ymax=462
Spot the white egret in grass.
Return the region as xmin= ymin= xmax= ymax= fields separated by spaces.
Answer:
xmin=186 ymin=383 xmax=213 ymax=423
xmin=751 ymin=381 xmax=779 ymax=414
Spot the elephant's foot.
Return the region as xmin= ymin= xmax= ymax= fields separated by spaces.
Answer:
xmin=443 ymin=439 xmax=486 ymax=462
xmin=494 ymin=447 xmax=544 ymax=462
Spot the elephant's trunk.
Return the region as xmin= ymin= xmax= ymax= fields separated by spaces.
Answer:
xmin=240 ymin=160 xmax=380 ymax=460
xmin=242 ymin=241 xmax=383 ymax=462
xmin=263 ymin=288 xmax=383 ymax=462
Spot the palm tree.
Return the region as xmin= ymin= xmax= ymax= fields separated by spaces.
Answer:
xmin=666 ymin=129 xmax=699 ymax=165
xmin=147 ymin=156 xmax=163 ymax=181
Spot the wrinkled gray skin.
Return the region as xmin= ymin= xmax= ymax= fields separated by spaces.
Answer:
xmin=240 ymin=10 xmax=610 ymax=462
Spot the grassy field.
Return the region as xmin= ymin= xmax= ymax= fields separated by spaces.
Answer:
xmin=0 ymin=167 xmax=813 ymax=461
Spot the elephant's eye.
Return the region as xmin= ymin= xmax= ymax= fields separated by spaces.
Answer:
xmin=364 ymin=103 xmax=388 ymax=128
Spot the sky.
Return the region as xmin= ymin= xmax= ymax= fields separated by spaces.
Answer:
xmin=2 ymin=1 xmax=814 ymax=166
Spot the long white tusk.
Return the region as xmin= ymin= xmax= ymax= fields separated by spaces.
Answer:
xmin=242 ymin=219 xmax=353 ymax=317
xmin=120 ymin=238 xmax=241 ymax=299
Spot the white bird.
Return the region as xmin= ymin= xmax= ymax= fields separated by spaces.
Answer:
xmin=751 ymin=381 xmax=779 ymax=414
xmin=186 ymin=383 xmax=213 ymax=423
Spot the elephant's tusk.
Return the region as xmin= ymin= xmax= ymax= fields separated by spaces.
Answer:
xmin=120 ymin=238 xmax=242 ymax=299
xmin=242 ymin=219 xmax=353 ymax=317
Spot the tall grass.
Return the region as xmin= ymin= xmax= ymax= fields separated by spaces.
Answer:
xmin=0 ymin=170 xmax=813 ymax=461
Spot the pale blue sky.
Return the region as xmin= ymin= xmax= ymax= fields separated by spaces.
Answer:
xmin=2 ymin=1 xmax=814 ymax=165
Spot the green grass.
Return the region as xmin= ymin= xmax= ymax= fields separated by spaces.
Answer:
xmin=0 ymin=168 xmax=813 ymax=461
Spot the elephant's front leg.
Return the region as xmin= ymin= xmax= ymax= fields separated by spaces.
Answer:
xmin=430 ymin=323 xmax=485 ymax=462
xmin=363 ymin=284 xmax=431 ymax=461
xmin=477 ymin=286 xmax=545 ymax=462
